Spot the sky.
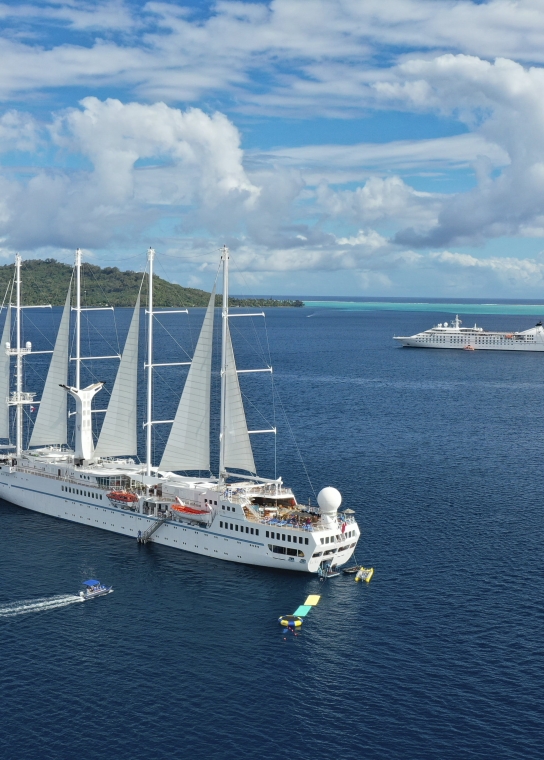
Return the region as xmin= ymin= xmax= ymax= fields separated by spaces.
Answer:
xmin=3 ymin=0 xmax=544 ymax=296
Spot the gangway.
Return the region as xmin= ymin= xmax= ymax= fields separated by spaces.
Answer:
xmin=137 ymin=517 xmax=167 ymax=544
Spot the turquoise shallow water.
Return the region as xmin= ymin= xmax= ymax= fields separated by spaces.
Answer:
xmin=304 ymin=300 xmax=544 ymax=316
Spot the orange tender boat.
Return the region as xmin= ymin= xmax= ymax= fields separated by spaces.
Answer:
xmin=107 ymin=491 xmax=139 ymax=506
xmin=171 ymin=503 xmax=209 ymax=515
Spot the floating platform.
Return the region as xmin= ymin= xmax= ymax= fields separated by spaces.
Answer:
xmin=279 ymin=595 xmax=320 ymax=628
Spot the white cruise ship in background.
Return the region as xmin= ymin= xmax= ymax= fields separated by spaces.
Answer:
xmin=0 ymin=247 xmax=359 ymax=574
xmin=394 ymin=314 xmax=544 ymax=351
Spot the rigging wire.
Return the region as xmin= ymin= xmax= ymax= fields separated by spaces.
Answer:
xmin=273 ymin=383 xmax=317 ymax=499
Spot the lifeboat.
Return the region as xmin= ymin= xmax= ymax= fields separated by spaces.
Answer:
xmin=170 ymin=497 xmax=212 ymax=518
xmin=170 ymin=504 xmax=209 ymax=515
xmin=107 ymin=490 xmax=139 ymax=507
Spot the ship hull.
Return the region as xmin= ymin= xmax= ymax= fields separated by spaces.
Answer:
xmin=394 ymin=337 xmax=544 ymax=351
xmin=0 ymin=469 xmax=356 ymax=574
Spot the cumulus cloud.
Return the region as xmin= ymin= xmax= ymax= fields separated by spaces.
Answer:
xmin=316 ymin=176 xmax=440 ymax=229
xmin=0 ymin=98 xmax=259 ymax=249
xmin=377 ymin=55 xmax=544 ymax=247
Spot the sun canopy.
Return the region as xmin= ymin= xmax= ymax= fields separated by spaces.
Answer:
xmin=83 ymin=579 xmax=100 ymax=586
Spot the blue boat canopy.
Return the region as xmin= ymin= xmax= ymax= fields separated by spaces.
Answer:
xmin=83 ymin=579 xmax=100 ymax=586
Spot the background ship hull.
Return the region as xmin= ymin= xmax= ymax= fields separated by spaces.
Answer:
xmin=396 ymin=338 xmax=544 ymax=351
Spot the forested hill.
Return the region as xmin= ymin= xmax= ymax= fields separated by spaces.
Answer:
xmin=0 ymin=259 xmax=303 ymax=308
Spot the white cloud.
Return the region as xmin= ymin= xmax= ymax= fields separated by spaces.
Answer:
xmin=0 ymin=98 xmax=259 ymax=249
xmin=0 ymin=110 xmax=39 ymax=152
xmin=259 ymin=133 xmax=508 ymax=178
xmin=0 ymin=0 xmax=544 ymax=109
xmin=369 ymin=55 xmax=544 ymax=246
xmin=316 ymin=176 xmax=441 ymax=228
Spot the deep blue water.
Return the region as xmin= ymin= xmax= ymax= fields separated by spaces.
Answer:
xmin=1 ymin=306 xmax=543 ymax=760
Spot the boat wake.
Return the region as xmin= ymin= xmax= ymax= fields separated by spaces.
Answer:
xmin=0 ymin=594 xmax=85 ymax=619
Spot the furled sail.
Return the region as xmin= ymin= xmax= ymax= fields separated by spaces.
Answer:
xmin=94 ymin=294 xmax=140 ymax=458
xmin=0 ymin=307 xmax=10 ymax=439
xmin=223 ymin=324 xmax=256 ymax=474
xmin=29 ymin=288 xmax=71 ymax=447
xmin=159 ymin=288 xmax=215 ymax=472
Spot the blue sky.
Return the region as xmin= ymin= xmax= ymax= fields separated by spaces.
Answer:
xmin=2 ymin=0 xmax=544 ymax=296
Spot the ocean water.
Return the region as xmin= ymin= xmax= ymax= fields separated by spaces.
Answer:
xmin=1 ymin=305 xmax=543 ymax=760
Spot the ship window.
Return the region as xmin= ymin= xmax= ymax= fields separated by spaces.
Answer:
xmin=256 ymin=530 xmax=259 ymax=536
xmin=230 ymin=523 xmax=233 ymax=530
xmin=227 ymin=506 xmax=230 ymax=511
xmin=320 ymin=537 xmax=324 ymax=544
xmin=220 ymin=521 xmax=223 ymax=528
xmin=214 ymin=501 xmax=217 ymax=505
xmin=251 ymin=528 xmax=254 ymax=535
xmin=282 ymin=534 xmax=285 ymax=541
xmin=245 ymin=526 xmax=249 ymax=533
xmin=305 ymin=538 xmax=309 ymax=545
xmin=235 ymin=524 xmax=238 ymax=531
xmin=287 ymin=535 xmax=291 ymax=542
xmin=266 ymin=530 xmax=269 ymax=537
xmin=222 ymin=505 xmax=225 ymax=510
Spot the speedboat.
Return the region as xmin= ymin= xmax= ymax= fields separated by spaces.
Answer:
xmin=79 ymin=579 xmax=114 ymax=600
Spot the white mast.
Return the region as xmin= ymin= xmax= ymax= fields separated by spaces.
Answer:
xmin=219 ymin=245 xmax=229 ymax=480
xmin=146 ymin=247 xmax=154 ymax=476
xmin=75 ymin=248 xmax=81 ymax=390
xmin=15 ymin=254 xmax=22 ymax=456
xmin=10 ymin=255 xmax=38 ymax=456
xmin=62 ymin=247 xmax=107 ymax=463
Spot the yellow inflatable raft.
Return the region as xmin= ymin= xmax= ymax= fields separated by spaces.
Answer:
xmin=355 ymin=567 xmax=374 ymax=583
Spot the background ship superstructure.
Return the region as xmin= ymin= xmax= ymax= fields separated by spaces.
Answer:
xmin=0 ymin=248 xmax=359 ymax=572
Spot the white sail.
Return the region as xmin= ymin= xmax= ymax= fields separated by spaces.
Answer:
xmin=94 ymin=294 xmax=140 ymax=458
xmin=0 ymin=307 xmax=10 ymax=439
xmin=223 ymin=324 xmax=256 ymax=474
xmin=29 ymin=289 xmax=71 ymax=447
xmin=159 ymin=288 xmax=215 ymax=472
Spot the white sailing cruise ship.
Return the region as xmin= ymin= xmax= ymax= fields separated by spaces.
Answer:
xmin=394 ymin=314 xmax=544 ymax=351
xmin=0 ymin=248 xmax=359 ymax=573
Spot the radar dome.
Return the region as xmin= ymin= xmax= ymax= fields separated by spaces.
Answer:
xmin=317 ymin=487 xmax=342 ymax=513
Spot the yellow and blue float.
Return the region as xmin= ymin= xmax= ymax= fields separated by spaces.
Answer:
xmin=278 ymin=615 xmax=303 ymax=629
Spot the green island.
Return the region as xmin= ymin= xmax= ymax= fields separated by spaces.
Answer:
xmin=0 ymin=259 xmax=304 ymax=308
